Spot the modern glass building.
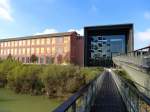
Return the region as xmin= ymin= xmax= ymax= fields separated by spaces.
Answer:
xmin=84 ymin=24 xmax=134 ymax=66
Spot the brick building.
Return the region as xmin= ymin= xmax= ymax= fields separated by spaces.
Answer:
xmin=0 ymin=32 xmax=84 ymax=66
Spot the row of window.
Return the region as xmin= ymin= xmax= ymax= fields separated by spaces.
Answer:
xmin=0 ymin=37 xmax=69 ymax=47
xmin=20 ymin=56 xmax=50 ymax=64
xmin=11 ymin=56 xmax=52 ymax=64
xmin=0 ymin=47 xmax=67 ymax=55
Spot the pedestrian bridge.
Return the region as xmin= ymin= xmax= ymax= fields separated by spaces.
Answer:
xmin=53 ymin=46 xmax=150 ymax=112
xmin=53 ymin=70 xmax=150 ymax=112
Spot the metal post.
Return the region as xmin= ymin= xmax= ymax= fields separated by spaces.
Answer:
xmin=72 ymin=102 xmax=76 ymax=112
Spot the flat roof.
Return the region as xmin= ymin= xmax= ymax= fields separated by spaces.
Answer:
xmin=84 ymin=23 xmax=133 ymax=30
xmin=0 ymin=31 xmax=77 ymax=42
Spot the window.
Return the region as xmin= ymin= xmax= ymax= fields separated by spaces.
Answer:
xmin=47 ymin=48 xmax=51 ymax=54
xmin=103 ymin=42 xmax=106 ymax=44
xmin=22 ymin=57 xmax=25 ymax=63
xmin=41 ymin=39 xmax=45 ymax=45
xmin=18 ymin=49 xmax=21 ymax=55
xmin=23 ymin=40 xmax=26 ymax=46
xmin=4 ymin=50 xmax=6 ymax=55
xmin=98 ymin=37 xmax=102 ymax=40
xmin=56 ymin=47 xmax=63 ymax=54
xmin=11 ymin=49 xmax=14 ymax=55
xmin=40 ymin=57 xmax=44 ymax=64
xmin=36 ymin=39 xmax=40 ymax=45
xmin=98 ymin=43 xmax=102 ymax=47
xmin=98 ymin=50 xmax=102 ymax=52
xmin=107 ymin=44 xmax=110 ymax=46
xmin=27 ymin=40 xmax=30 ymax=46
xmin=64 ymin=45 xmax=69 ymax=53
xmin=31 ymin=48 xmax=34 ymax=54
xmin=22 ymin=48 xmax=26 ymax=54
xmin=8 ymin=42 xmax=10 ymax=47
xmin=102 ymin=37 xmax=106 ymax=40
xmin=4 ymin=42 xmax=7 ymax=47
xmin=32 ymin=39 xmax=35 ymax=45
xmin=41 ymin=47 xmax=44 ymax=54
xmin=19 ymin=41 xmax=22 ymax=46
xmin=64 ymin=37 xmax=69 ymax=44
xmin=15 ymin=41 xmax=18 ymax=47
xmin=26 ymin=57 xmax=30 ymax=63
xmin=11 ymin=41 xmax=14 ymax=47
xmin=47 ymin=38 xmax=51 ymax=44
xmin=56 ymin=38 xmax=63 ymax=43
xmin=1 ymin=49 xmax=3 ymax=54
xmin=52 ymin=47 xmax=55 ymax=55
xmin=27 ymin=48 xmax=30 ymax=54
xmin=52 ymin=38 xmax=55 ymax=44
xmin=107 ymin=50 xmax=110 ymax=52
xmin=14 ymin=49 xmax=17 ymax=55
xmin=1 ymin=43 xmax=3 ymax=47
xmin=36 ymin=48 xmax=40 ymax=54
xmin=46 ymin=57 xmax=51 ymax=64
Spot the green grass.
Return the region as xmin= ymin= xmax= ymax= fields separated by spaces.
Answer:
xmin=0 ymin=88 xmax=61 ymax=112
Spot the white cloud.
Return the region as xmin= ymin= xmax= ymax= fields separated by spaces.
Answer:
xmin=135 ymin=29 xmax=150 ymax=41
xmin=68 ymin=28 xmax=83 ymax=36
xmin=34 ymin=28 xmax=58 ymax=35
xmin=135 ymin=29 xmax=150 ymax=49
xmin=0 ymin=0 xmax=13 ymax=21
xmin=144 ymin=11 xmax=150 ymax=20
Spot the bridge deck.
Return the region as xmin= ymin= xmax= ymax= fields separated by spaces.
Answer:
xmin=91 ymin=72 xmax=127 ymax=112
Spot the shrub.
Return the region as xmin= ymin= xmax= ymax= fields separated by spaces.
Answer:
xmin=30 ymin=54 xmax=38 ymax=63
xmin=39 ymin=65 xmax=85 ymax=97
xmin=7 ymin=65 xmax=44 ymax=95
xmin=0 ymin=59 xmax=21 ymax=87
xmin=0 ymin=59 xmax=103 ymax=98
xmin=80 ymin=67 xmax=102 ymax=83
xmin=114 ymin=69 xmax=135 ymax=85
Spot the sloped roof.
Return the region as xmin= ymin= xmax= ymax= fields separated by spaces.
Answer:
xmin=0 ymin=31 xmax=77 ymax=42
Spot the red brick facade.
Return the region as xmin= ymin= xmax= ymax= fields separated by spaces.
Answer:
xmin=0 ymin=32 xmax=84 ymax=66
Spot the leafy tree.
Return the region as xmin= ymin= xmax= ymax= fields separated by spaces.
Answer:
xmin=7 ymin=54 xmax=13 ymax=60
xmin=51 ymin=56 xmax=55 ymax=64
xmin=30 ymin=54 xmax=38 ymax=63
xmin=57 ymin=54 xmax=63 ymax=64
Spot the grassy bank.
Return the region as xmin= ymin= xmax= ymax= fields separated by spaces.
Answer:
xmin=0 ymin=59 xmax=103 ymax=97
xmin=114 ymin=69 xmax=135 ymax=85
xmin=0 ymin=59 xmax=103 ymax=112
xmin=0 ymin=88 xmax=61 ymax=112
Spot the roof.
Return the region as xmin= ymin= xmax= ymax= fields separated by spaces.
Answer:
xmin=84 ymin=23 xmax=133 ymax=30
xmin=0 ymin=31 xmax=77 ymax=42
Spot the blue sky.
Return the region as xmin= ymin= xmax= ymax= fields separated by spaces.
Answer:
xmin=0 ymin=0 xmax=150 ymax=49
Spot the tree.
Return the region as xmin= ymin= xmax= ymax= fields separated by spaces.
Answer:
xmin=64 ymin=52 xmax=70 ymax=63
xmin=30 ymin=54 xmax=38 ymax=63
xmin=57 ymin=54 xmax=63 ymax=64
xmin=7 ymin=54 xmax=13 ymax=60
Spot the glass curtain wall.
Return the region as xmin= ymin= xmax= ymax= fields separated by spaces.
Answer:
xmin=89 ymin=35 xmax=125 ymax=66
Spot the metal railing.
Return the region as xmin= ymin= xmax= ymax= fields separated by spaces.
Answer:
xmin=53 ymin=72 xmax=105 ymax=112
xmin=113 ymin=46 xmax=150 ymax=71
xmin=112 ymin=71 xmax=150 ymax=112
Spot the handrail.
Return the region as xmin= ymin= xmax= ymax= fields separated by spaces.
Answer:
xmin=112 ymin=71 xmax=150 ymax=112
xmin=118 ymin=74 xmax=150 ymax=105
xmin=53 ymin=78 xmax=94 ymax=112
xmin=112 ymin=46 xmax=150 ymax=70
xmin=53 ymin=72 xmax=105 ymax=112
